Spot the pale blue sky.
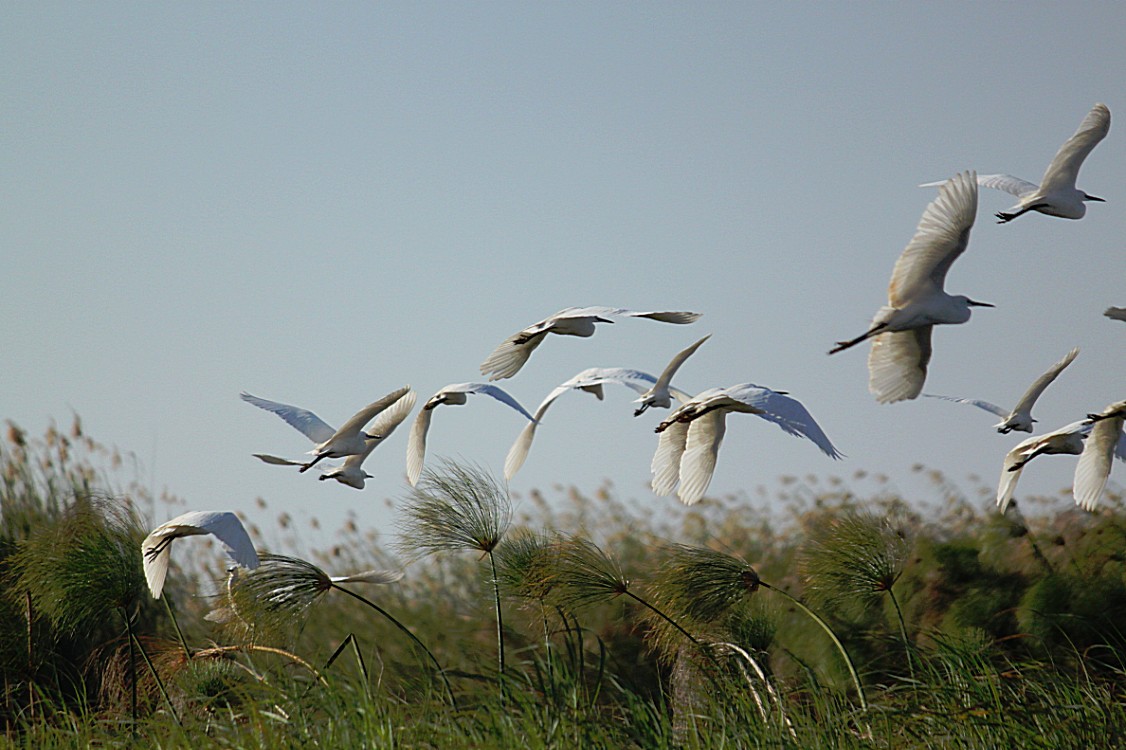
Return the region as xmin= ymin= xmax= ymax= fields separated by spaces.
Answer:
xmin=3 ymin=4 xmax=1123 ymax=547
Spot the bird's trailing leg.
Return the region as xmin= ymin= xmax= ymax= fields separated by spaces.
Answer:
xmin=829 ymin=323 xmax=887 ymax=355
xmin=996 ymin=203 xmax=1048 ymax=224
xmin=143 ymin=537 xmax=174 ymax=561
xmin=1009 ymin=446 xmax=1050 ymax=472
xmin=299 ymin=452 xmax=329 ymax=473
xmin=633 ymin=402 xmax=651 ymax=417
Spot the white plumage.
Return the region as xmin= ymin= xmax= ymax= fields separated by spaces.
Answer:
xmin=651 ymin=383 xmax=842 ymax=506
xmin=141 ymin=510 xmax=259 ymax=599
xmin=830 ymin=171 xmax=992 ymax=404
xmin=924 ymin=347 xmax=1078 ymax=433
xmin=504 ymin=367 xmax=683 ymax=481
xmin=242 ymin=386 xmax=414 ymax=473
xmin=407 ymin=382 xmax=537 ymax=486
xmin=479 ymin=306 xmax=702 ymax=381
xmin=1074 ymin=400 xmax=1126 ymax=511
xmin=633 ymin=335 xmax=709 ymax=416
xmin=932 ymin=103 xmax=1108 ymax=223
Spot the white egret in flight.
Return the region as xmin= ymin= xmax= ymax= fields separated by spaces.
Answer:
xmin=479 ymin=306 xmax=702 ymax=381
xmin=633 ymin=335 xmax=710 ymax=416
xmin=996 ymin=412 xmax=1126 ymax=513
xmin=241 ymin=386 xmax=412 ymax=473
xmin=829 ymin=171 xmax=992 ymax=403
xmin=142 ymin=510 xmax=259 ymax=599
xmin=504 ymin=367 xmax=685 ymax=481
xmin=252 ymin=390 xmax=417 ymax=489
xmin=996 ymin=421 xmax=1091 ymax=512
xmin=407 ymin=382 xmax=537 ymax=486
xmin=651 ymin=383 xmax=842 ymax=506
xmin=924 ymin=347 xmax=1079 ymax=433
xmin=923 ymin=103 xmax=1109 ymax=223
xmin=1075 ymin=400 xmax=1126 ymax=511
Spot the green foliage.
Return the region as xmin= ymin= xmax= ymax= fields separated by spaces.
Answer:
xmin=5 ymin=422 xmax=1126 ymax=747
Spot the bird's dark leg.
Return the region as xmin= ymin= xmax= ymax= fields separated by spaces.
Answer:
xmin=829 ymin=323 xmax=887 ymax=355
xmin=299 ymin=453 xmax=328 ymax=473
xmin=1009 ymin=446 xmax=1049 ymax=472
xmin=144 ymin=536 xmax=176 ymax=561
xmin=996 ymin=203 xmax=1047 ymax=224
xmin=633 ymin=403 xmax=650 ymax=417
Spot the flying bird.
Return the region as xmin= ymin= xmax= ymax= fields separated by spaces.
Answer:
xmin=504 ymin=367 xmax=687 ymax=481
xmin=407 ymin=382 xmax=537 ymax=486
xmin=633 ymin=335 xmax=710 ymax=416
xmin=241 ymin=386 xmax=412 ymax=473
xmin=996 ymin=421 xmax=1092 ymax=512
xmin=252 ymin=390 xmax=418 ymax=489
xmin=651 ymin=383 xmax=842 ymax=505
xmin=1075 ymin=400 xmax=1126 ymax=511
xmin=142 ymin=510 xmax=259 ymax=599
xmin=479 ymin=306 xmax=702 ymax=381
xmin=1105 ymin=307 xmax=1126 ymax=322
xmin=924 ymin=347 xmax=1079 ymax=433
xmin=923 ymin=103 xmax=1108 ymax=223
xmin=829 ymin=171 xmax=992 ymax=403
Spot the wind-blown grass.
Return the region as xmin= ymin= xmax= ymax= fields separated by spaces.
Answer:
xmin=4 ymin=423 xmax=1126 ymax=747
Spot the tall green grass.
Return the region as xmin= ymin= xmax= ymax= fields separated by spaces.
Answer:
xmin=3 ymin=419 xmax=1126 ymax=747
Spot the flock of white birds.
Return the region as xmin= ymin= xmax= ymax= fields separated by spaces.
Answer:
xmin=141 ymin=103 xmax=1124 ymax=599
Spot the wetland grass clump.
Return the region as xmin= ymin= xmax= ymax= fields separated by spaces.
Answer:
xmin=397 ymin=460 xmax=512 ymax=682
xmin=6 ymin=424 xmax=1126 ymax=747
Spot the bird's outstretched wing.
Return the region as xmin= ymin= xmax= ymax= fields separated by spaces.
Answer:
xmin=333 ymin=386 xmax=413 ymax=440
xmin=868 ymin=327 xmax=933 ymax=404
xmin=974 ymin=174 xmax=1039 ymax=198
xmin=240 ymin=392 xmax=336 ymax=444
xmin=551 ymin=306 xmax=702 ymax=325
xmin=252 ymin=453 xmax=307 ymax=466
xmin=888 ymin=171 xmax=977 ymax=305
xmin=651 ymin=420 xmax=690 ymax=497
xmin=344 ymin=390 xmax=418 ymax=465
xmin=1105 ymin=307 xmax=1126 ymax=322
xmin=726 ymin=385 xmax=843 ymax=459
xmin=923 ymin=393 xmax=1009 ymax=419
xmin=1010 ymin=347 xmax=1079 ymax=417
xmin=141 ymin=511 xmax=258 ymax=599
xmin=651 ymin=335 xmax=708 ymax=394
xmin=504 ymin=369 xmax=655 ymax=480
xmin=479 ymin=330 xmax=548 ymax=381
xmin=1073 ymin=416 xmax=1122 ymax=511
xmin=677 ymin=411 xmax=727 ymax=505
xmin=997 ymin=443 xmax=1029 ymax=512
xmin=465 ymin=383 xmax=538 ymax=422
xmin=405 ymin=407 xmax=434 ymax=487
xmin=1039 ymin=103 xmax=1110 ymax=194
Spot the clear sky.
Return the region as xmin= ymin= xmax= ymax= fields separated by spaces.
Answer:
xmin=3 ymin=3 xmax=1123 ymax=549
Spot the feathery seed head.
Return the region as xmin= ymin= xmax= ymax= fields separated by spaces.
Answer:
xmin=800 ymin=511 xmax=909 ymax=611
xmin=397 ymin=460 xmax=511 ymax=560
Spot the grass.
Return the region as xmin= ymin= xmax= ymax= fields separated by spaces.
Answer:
xmin=3 ymin=419 xmax=1126 ymax=747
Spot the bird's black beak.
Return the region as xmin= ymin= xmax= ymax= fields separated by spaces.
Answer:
xmin=1085 ymin=193 xmax=1106 ymax=202
xmin=968 ymin=299 xmax=995 ymax=308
